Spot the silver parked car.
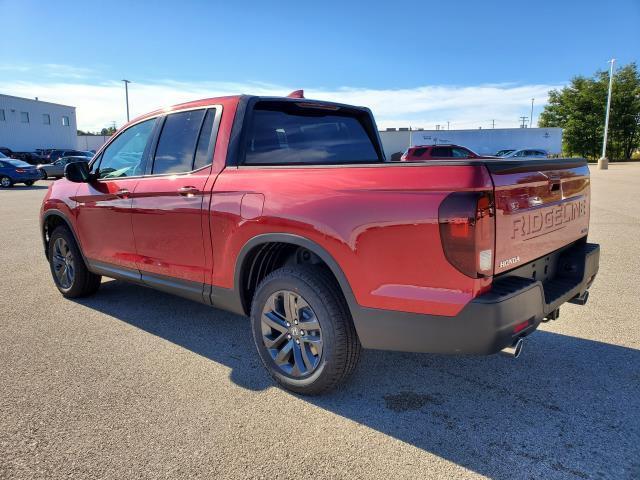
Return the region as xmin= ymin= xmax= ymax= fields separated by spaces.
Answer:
xmin=37 ymin=156 xmax=89 ymax=179
xmin=499 ymin=149 xmax=549 ymax=159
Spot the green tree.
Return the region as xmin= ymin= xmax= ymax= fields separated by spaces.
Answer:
xmin=539 ymin=63 xmax=640 ymax=160
xmin=100 ymin=126 xmax=117 ymax=136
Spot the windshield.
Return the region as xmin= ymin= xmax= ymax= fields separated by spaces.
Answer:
xmin=0 ymin=152 xmax=7 ymax=159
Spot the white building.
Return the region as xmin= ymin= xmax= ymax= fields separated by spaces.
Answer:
xmin=0 ymin=94 xmax=77 ymax=151
xmin=76 ymin=134 xmax=111 ymax=152
xmin=379 ymin=127 xmax=563 ymax=160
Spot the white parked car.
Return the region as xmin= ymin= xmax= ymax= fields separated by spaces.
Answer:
xmin=499 ymin=149 xmax=549 ymax=159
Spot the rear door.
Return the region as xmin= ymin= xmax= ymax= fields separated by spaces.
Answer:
xmin=74 ymin=118 xmax=156 ymax=271
xmin=131 ymin=107 xmax=220 ymax=288
xmin=489 ymin=160 xmax=590 ymax=275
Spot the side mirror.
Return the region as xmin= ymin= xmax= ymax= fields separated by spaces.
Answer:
xmin=64 ymin=161 xmax=91 ymax=183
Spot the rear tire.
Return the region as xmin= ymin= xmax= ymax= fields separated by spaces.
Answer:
xmin=0 ymin=176 xmax=13 ymax=188
xmin=48 ymin=226 xmax=101 ymax=298
xmin=250 ymin=265 xmax=361 ymax=395
xmin=24 ymin=180 xmax=35 ymax=186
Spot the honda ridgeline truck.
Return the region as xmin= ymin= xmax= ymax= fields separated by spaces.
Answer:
xmin=40 ymin=92 xmax=600 ymax=394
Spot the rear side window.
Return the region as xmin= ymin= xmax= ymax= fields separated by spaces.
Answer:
xmin=193 ymin=108 xmax=217 ymax=170
xmin=152 ymin=109 xmax=205 ymax=175
xmin=430 ymin=147 xmax=452 ymax=158
xmin=243 ymin=102 xmax=382 ymax=165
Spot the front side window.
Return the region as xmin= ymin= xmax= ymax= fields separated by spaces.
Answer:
xmin=43 ymin=114 xmax=51 ymax=125
xmin=20 ymin=112 xmax=29 ymax=123
xmin=451 ymin=148 xmax=471 ymax=158
xmin=244 ymin=102 xmax=381 ymax=165
xmin=62 ymin=116 xmax=70 ymax=126
xmin=152 ymin=109 xmax=205 ymax=175
xmin=96 ymin=119 xmax=154 ymax=179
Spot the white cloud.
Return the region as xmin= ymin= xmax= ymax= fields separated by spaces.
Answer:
xmin=0 ymin=77 xmax=562 ymax=131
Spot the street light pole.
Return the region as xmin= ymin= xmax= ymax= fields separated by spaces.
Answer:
xmin=530 ymin=98 xmax=535 ymax=128
xmin=599 ymin=59 xmax=615 ymax=170
xmin=121 ymin=79 xmax=131 ymax=123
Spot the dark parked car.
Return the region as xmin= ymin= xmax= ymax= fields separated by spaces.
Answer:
xmin=0 ymin=155 xmax=41 ymax=187
xmin=11 ymin=152 xmax=44 ymax=165
xmin=38 ymin=156 xmax=88 ymax=179
xmin=46 ymin=149 xmax=91 ymax=163
xmin=0 ymin=147 xmax=15 ymax=157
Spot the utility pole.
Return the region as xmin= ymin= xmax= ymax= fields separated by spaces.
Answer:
xmin=492 ymin=119 xmax=495 ymax=129
xmin=447 ymin=121 xmax=450 ymax=130
xmin=530 ymin=98 xmax=535 ymax=128
xmin=519 ymin=116 xmax=528 ymax=128
xmin=435 ymin=124 xmax=440 ymax=131
xmin=599 ymin=58 xmax=615 ymax=170
xmin=121 ymin=79 xmax=131 ymax=122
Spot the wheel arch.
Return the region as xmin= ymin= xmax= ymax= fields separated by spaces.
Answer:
xmin=41 ymin=209 xmax=85 ymax=262
xmin=234 ymin=233 xmax=358 ymax=318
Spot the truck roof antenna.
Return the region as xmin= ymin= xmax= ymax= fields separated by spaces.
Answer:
xmin=287 ymin=90 xmax=305 ymax=98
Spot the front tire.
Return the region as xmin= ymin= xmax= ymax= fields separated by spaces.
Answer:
xmin=251 ymin=265 xmax=361 ymax=395
xmin=48 ymin=226 xmax=101 ymax=298
xmin=39 ymin=169 xmax=47 ymax=179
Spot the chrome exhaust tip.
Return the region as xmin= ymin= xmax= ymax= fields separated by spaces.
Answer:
xmin=500 ymin=338 xmax=524 ymax=359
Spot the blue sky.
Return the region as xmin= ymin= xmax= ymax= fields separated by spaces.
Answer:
xmin=1 ymin=0 xmax=637 ymax=130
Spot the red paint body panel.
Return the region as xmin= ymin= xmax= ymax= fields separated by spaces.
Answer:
xmin=73 ymin=178 xmax=140 ymax=269
xmin=131 ymin=170 xmax=212 ymax=283
xmin=210 ymin=164 xmax=493 ymax=316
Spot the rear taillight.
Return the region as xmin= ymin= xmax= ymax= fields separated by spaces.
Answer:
xmin=438 ymin=191 xmax=495 ymax=278
xmin=15 ymin=168 xmax=26 ymax=173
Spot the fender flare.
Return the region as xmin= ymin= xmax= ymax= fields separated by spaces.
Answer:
xmin=41 ymin=209 xmax=86 ymax=262
xmin=234 ymin=233 xmax=358 ymax=316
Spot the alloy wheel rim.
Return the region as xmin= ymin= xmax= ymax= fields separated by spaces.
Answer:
xmin=52 ymin=238 xmax=75 ymax=289
xmin=1 ymin=177 xmax=9 ymax=187
xmin=261 ymin=290 xmax=323 ymax=377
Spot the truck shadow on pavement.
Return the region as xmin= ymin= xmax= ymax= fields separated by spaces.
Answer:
xmin=75 ymin=279 xmax=640 ymax=480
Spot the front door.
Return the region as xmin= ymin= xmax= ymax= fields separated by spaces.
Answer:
xmin=131 ymin=107 xmax=219 ymax=287
xmin=74 ymin=118 xmax=156 ymax=272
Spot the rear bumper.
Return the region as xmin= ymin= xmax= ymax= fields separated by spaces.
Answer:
xmin=352 ymin=242 xmax=600 ymax=354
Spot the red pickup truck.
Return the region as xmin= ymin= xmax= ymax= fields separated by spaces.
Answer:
xmin=40 ymin=93 xmax=599 ymax=394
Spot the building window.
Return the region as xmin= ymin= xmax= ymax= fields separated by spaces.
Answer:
xmin=20 ymin=112 xmax=30 ymax=123
xmin=43 ymin=113 xmax=51 ymax=125
xmin=0 ymin=109 xmax=5 ymax=121
xmin=62 ymin=115 xmax=70 ymax=126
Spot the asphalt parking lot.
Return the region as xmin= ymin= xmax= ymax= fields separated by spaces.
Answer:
xmin=1 ymin=164 xmax=639 ymax=479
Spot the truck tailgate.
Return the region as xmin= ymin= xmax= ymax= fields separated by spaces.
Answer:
xmin=488 ymin=159 xmax=590 ymax=275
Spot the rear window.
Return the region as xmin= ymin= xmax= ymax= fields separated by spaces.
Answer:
xmin=243 ymin=102 xmax=382 ymax=165
xmin=6 ymin=159 xmax=31 ymax=167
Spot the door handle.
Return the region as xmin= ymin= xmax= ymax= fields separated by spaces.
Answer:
xmin=178 ymin=186 xmax=200 ymax=197
xmin=115 ymin=188 xmax=130 ymax=198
